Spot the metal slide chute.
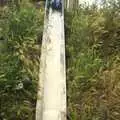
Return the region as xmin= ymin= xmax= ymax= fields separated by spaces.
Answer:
xmin=36 ymin=0 xmax=66 ymax=120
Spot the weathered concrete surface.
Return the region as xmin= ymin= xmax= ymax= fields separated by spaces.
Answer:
xmin=36 ymin=4 xmax=66 ymax=120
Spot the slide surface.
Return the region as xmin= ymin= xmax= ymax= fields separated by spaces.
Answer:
xmin=36 ymin=0 xmax=66 ymax=120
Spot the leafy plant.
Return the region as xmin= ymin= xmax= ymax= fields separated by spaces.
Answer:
xmin=0 ymin=1 xmax=44 ymax=119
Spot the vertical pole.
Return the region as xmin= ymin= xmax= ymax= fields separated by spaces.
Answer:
xmin=36 ymin=0 xmax=66 ymax=120
xmin=67 ymin=0 xmax=70 ymax=9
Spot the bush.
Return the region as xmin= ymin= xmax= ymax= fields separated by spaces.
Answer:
xmin=0 ymin=2 xmax=44 ymax=119
xmin=65 ymin=1 xmax=120 ymax=120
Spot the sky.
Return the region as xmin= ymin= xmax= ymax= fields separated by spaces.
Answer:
xmin=79 ymin=0 xmax=95 ymax=4
xmin=79 ymin=0 xmax=102 ymax=5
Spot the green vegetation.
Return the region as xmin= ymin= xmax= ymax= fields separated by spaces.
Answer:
xmin=65 ymin=2 xmax=120 ymax=120
xmin=0 ymin=2 xmax=44 ymax=119
xmin=0 ymin=0 xmax=120 ymax=120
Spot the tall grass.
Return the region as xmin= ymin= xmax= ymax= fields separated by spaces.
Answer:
xmin=65 ymin=1 xmax=120 ymax=120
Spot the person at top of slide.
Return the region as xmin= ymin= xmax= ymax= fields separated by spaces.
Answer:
xmin=51 ymin=0 xmax=62 ymax=11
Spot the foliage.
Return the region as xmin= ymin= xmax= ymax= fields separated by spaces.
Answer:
xmin=0 ymin=1 xmax=44 ymax=119
xmin=65 ymin=1 xmax=120 ymax=120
